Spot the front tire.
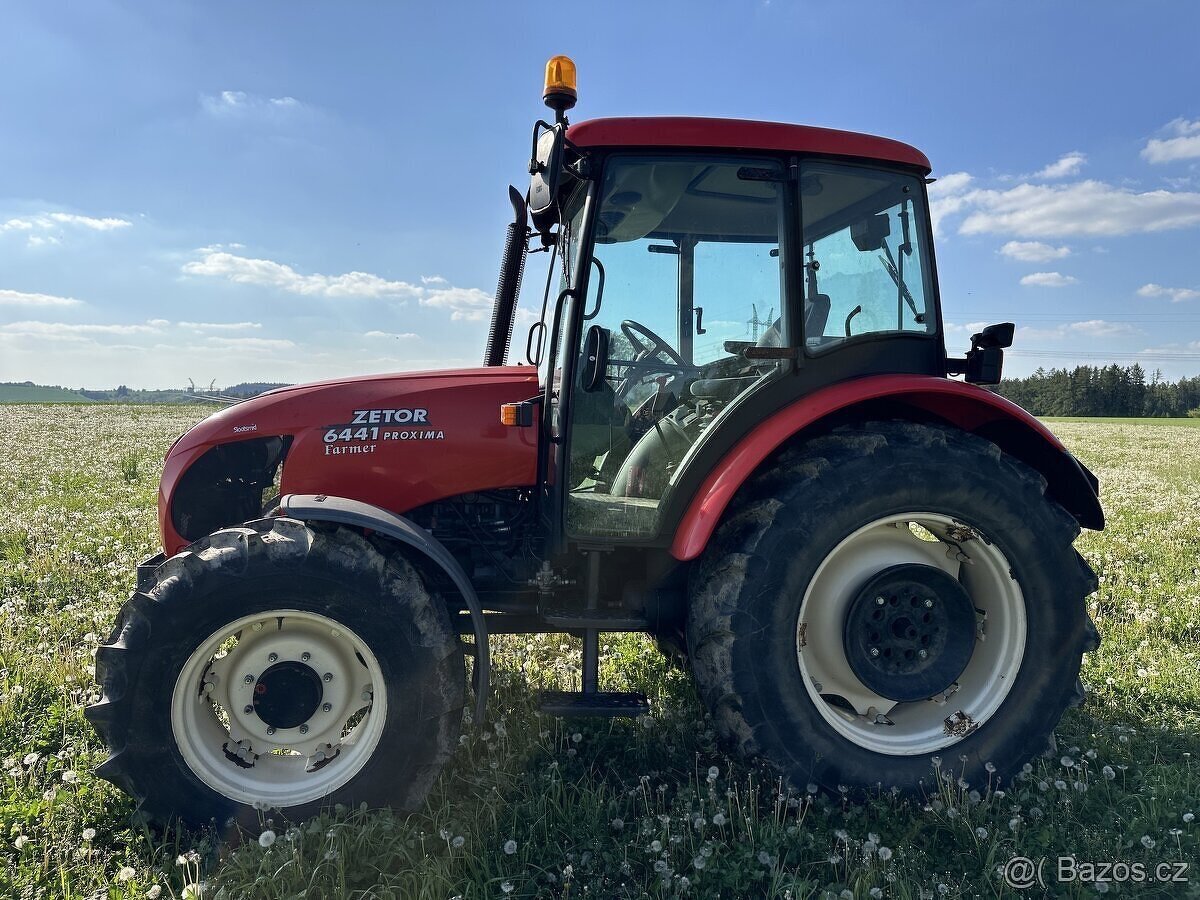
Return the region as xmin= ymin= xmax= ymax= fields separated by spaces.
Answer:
xmin=687 ymin=422 xmax=1099 ymax=793
xmin=86 ymin=518 xmax=464 ymax=826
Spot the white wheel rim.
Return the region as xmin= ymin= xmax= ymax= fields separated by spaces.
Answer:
xmin=795 ymin=513 xmax=1026 ymax=756
xmin=170 ymin=610 xmax=387 ymax=807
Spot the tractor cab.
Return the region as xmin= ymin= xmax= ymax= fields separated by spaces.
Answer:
xmin=501 ymin=60 xmax=947 ymax=548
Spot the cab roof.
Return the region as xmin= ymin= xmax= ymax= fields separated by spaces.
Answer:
xmin=567 ymin=117 xmax=931 ymax=174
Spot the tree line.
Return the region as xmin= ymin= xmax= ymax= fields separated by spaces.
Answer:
xmin=995 ymin=364 xmax=1200 ymax=418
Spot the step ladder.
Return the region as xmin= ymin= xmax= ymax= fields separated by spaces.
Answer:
xmin=538 ymin=551 xmax=650 ymax=718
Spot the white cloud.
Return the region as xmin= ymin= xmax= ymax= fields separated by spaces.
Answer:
xmin=957 ymin=180 xmax=1200 ymax=238
xmin=200 ymin=91 xmax=307 ymax=120
xmin=182 ymin=251 xmax=424 ymax=300
xmin=419 ymin=285 xmax=494 ymax=321
xmin=177 ymin=321 xmax=263 ymax=331
xmin=1020 ymin=271 xmax=1078 ymax=287
xmin=0 ymin=320 xmax=160 ymax=337
xmin=0 ymin=288 xmax=83 ymax=307
xmin=1 ymin=211 xmax=131 ymax=247
xmin=1067 ymin=319 xmax=1134 ymax=337
xmin=1137 ymin=283 xmax=1200 ymax=303
xmin=926 ymin=172 xmax=974 ymax=234
xmin=1016 ymin=320 xmax=1138 ymax=340
xmin=1141 ymin=118 xmax=1200 ymax=164
xmin=205 ymin=336 xmax=295 ymax=351
xmin=999 ymin=240 xmax=1071 ymax=262
xmin=1034 ymin=152 xmax=1086 ymax=179
xmin=365 ymin=330 xmax=419 ymax=339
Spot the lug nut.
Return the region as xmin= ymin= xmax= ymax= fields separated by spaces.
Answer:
xmin=299 ymin=724 xmax=309 ymax=734
xmin=301 ymin=652 xmax=311 ymax=661
xmin=268 ymin=652 xmax=279 ymax=662
xmin=322 ymin=702 xmax=332 ymax=712
xmin=323 ymin=672 xmax=333 ymax=682
xmin=251 ymin=622 xmax=263 ymax=632
xmin=869 ymin=647 xmax=880 ymax=658
xmin=243 ymin=704 xmax=254 ymax=714
xmin=266 ymin=726 xmax=276 ymax=735
xmin=918 ymin=649 xmax=928 ymax=659
xmin=875 ymin=596 xmax=886 ymax=606
xmin=924 ymin=598 xmax=934 ymax=608
xmin=244 ymin=674 xmax=254 ymax=684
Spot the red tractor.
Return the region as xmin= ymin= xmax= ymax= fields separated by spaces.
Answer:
xmin=88 ymin=57 xmax=1102 ymax=826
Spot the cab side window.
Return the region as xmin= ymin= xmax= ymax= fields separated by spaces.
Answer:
xmin=799 ymin=164 xmax=933 ymax=349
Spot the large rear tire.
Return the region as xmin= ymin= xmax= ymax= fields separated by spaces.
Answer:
xmin=86 ymin=518 xmax=464 ymax=826
xmin=687 ymin=421 xmax=1099 ymax=793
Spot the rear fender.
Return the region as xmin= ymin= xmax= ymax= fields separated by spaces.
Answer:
xmin=669 ymin=375 xmax=1103 ymax=561
xmin=278 ymin=494 xmax=489 ymax=724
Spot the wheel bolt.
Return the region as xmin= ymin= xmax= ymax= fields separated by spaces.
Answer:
xmin=323 ymin=672 xmax=333 ymax=682
xmin=251 ymin=622 xmax=263 ymax=632
xmin=924 ymin=599 xmax=934 ymax=608
xmin=301 ymin=652 xmax=311 ymax=661
xmin=918 ymin=649 xmax=928 ymax=659
xmin=266 ymin=726 xmax=276 ymax=735
xmin=322 ymin=702 xmax=332 ymax=712
xmin=875 ymin=596 xmax=886 ymax=606
xmin=268 ymin=652 xmax=279 ymax=662
xmin=243 ymin=704 xmax=254 ymax=714
xmin=299 ymin=724 xmax=309 ymax=734
xmin=869 ymin=647 xmax=880 ymax=658
xmin=244 ymin=674 xmax=254 ymax=684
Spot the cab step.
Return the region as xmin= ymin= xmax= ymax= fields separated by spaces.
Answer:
xmin=541 ymin=608 xmax=650 ymax=631
xmin=539 ymin=690 xmax=650 ymax=718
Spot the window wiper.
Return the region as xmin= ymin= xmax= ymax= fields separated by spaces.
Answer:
xmin=878 ymin=241 xmax=924 ymax=324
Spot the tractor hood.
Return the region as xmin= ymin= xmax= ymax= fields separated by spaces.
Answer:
xmin=161 ymin=366 xmax=541 ymax=554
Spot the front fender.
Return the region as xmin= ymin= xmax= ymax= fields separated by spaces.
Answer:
xmin=669 ymin=375 xmax=1103 ymax=561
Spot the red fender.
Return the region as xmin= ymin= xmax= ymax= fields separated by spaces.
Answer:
xmin=669 ymin=374 xmax=1102 ymax=561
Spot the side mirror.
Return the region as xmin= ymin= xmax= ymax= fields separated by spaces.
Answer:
xmin=581 ymin=324 xmax=610 ymax=392
xmin=528 ymin=122 xmax=566 ymax=234
xmin=970 ymin=322 xmax=1015 ymax=349
xmin=851 ymin=213 xmax=891 ymax=251
xmin=948 ymin=321 xmax=1016 ymax=385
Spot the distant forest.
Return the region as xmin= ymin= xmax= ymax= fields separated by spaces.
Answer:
xmin=996 ymin=365 xmax=1200 ymax=418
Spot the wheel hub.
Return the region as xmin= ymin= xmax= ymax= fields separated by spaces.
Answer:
xmin=252 ymin=661 xmax=324 ymax=729
xmin=842 ymin=563 xmax=976 ymax=702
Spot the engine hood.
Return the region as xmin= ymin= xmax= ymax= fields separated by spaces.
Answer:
xmin=161 ymin=365 xmax=541 ymax=554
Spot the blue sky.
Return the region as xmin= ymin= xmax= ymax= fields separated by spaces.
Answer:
xmin=2 ymin=0 xmax=1199 ymax=388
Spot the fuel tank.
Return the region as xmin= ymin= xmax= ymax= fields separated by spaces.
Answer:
xmin=159 ymin=366 xmax=541 ymax=555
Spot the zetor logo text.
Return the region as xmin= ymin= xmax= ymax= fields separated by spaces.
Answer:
xmin=323 ymin=408 xmax=444 ymax=450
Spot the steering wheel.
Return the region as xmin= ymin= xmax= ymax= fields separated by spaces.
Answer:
xmin=616 ymin=319 xmax=687 ymax=400
xmin=621 ymin=320 xmax=684 ymax=366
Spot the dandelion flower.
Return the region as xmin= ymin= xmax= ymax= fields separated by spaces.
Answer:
xmin=878 ymin=846 xmax=893 ymax=862
xmin=118 ymin=867 xmax=136 ymax=882
xmin=146 ymin=886 xmax=162 ymax=899
xmin=571 ymin=732 xmax=582 ymax=744
xmin=1184 ymin=813 xmax=1195 ymax=824
xmin=503 ymin=840 xmax=517 ymax=855
xmin=22 ymin=752 xmax=39 ymax=766
xmin=707 ymin=766 xmax=719 ymax=781
xmin=258 ymin=830 xmax=276 ymax=848
xmin=61 ymin=770 xmax=79 ymax=784
xmin=974 ymin=827 xmax=988 ymax=839
xmin=1141 ymin=835 xmax=1155 ymax=849
xmin=82 ymin=828 xmax=97 ymax=841
xmin=452 ymin=835 xmax=465 ymax=849
xmin=610 ymin=817 xmax=624 ymax=830
xmin=501 ymin=882 xmax=513 ymax=895
xmin=14 ymin=835 xmax=30 ymax=850
xmin=758 ymin=850 xmax=772 ymax=866
xmin=712 ymin=812 xmax=726 ymax=826
xmin=650 ymin=840 xmax=662 ymax=852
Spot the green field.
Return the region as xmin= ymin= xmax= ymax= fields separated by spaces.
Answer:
xmin=1 ymin=406 xmax=1197 ymax=898
xmin=0 ymin=384 xmax=93 ymax=403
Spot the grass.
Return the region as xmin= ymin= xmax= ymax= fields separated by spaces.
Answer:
xmin=0 ymin=406 xmax=1197 ymax=899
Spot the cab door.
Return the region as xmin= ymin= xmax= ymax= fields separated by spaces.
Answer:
xmin=562 ymin=154 xmax=790 ymax=541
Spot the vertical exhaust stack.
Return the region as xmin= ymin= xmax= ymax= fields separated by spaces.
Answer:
xmin=484 ymin=186 xmax=528 ymax=367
